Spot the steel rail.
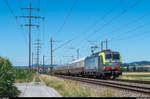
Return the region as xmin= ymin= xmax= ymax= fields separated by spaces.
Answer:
xmin=115 ymin=79 xmax=150 ymax=85
xmin=51 ymin=74 xmax=150 ymax=95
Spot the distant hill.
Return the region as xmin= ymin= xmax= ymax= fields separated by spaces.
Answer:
xmin=123 ymin=61 xmax=150 ymax=66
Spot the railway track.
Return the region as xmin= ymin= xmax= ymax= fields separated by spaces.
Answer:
xmin=51 ymin=74 xmax=150 ymax=95
xmin=115 ymin=79 xmax=150 ymax=84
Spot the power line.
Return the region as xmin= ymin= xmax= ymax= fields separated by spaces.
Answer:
xmin=95 ymin=12 xmax=150 ymax=41
xmin=121 ymin=30 xmax=150 ymax=41
xmin=84 ymin=0 xmax=142 ymax=41
xmin=3 ymin=0 xmax=28 ymax=46
xmin=52 ymin=0 xmax=122 ymax=51
xmin=81 ymin=28 xmax=150 ymax=57
xmin=53 ymin=0 xmax=78 ymax=38
xmin=72 ymin=0 xmax=122 ymax=43
xmin=53 ymin=39 xmax=73 ymax=51
xmin=109 ymin=21 xmax=150 ymax=41
xmin=82 ymin=21 xmax=150 ymax=53
xmin=3 ymin=0 xmax=16 ymax=18
xmin=74 ymin=0 xmax=143 ymax=49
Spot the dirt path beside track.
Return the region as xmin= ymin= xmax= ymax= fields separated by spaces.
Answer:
xmin=15 ymin=74 xmax=61 ymax=97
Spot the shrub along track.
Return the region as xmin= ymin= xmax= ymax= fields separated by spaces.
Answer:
xmin=50 ymin=74 xmax=150 ymax=96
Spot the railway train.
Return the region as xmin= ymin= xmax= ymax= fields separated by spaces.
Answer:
xmin=53 ymin=49 xmax=122 ymax=79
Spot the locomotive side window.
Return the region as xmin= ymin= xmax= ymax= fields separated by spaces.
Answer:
xmin=113 ymin=54 xmax=120 ymax=59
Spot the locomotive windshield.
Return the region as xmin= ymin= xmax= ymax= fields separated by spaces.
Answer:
xmin=105 ymin=54 xmax=112 ymax=59
xmin=105 ymin=53 xmax=120 ymax=60
xmin=113 ymin=54 xmax=120 ymax=59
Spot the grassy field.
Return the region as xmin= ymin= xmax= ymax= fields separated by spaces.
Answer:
xmin=119 ymin=72 xmax=150 ymax=81
xmin=40 ymin=74 xmax=118 ymax=97
xmin=122 ymin=72 xmax=150 ymax=75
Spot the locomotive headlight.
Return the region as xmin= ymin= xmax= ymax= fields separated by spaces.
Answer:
xmin=103 ymin=67 xmax=105 ymax=70
xmin=108 ymin=62 xmax=112 ymax=65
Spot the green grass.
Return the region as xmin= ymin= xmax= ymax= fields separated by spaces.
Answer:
xmin=35 ymin=74 xmax=41 ymax=82
xmin=120 ymin=75 xmax=150 ymax=77
xmin=40 ymin=75 xmax=119 ymax=97
xmin=101 ymin=88 xmax=120 ymax=97
xmin=119 ymin=74 xmax=150 ymax=81
xmin=41 ymin=75 xmax=93 ymax=97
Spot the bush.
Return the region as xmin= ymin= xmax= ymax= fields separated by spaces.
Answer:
xmin=0 ymin=57 xmax=20 ymax=97
xmin=14 ymin=68 xmax=34 ymax=83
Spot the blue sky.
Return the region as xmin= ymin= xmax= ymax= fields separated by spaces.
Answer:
xmin=0 ymin=0 xmax=150 ymax=66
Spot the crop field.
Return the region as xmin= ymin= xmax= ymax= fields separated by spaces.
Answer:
xmin=119 ymin=72 xmax=150 ymax=81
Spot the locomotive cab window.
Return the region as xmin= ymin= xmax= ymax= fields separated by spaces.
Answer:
xmin=105 ymin=54 xmax=112 ymax=59
xmin=113 ymin=54 xmax=120 ymax=60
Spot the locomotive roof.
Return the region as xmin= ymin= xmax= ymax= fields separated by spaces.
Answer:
xmin=92 ymin=49 xmax=113 ymax=56
xmin=88 ymin=49 xmax=119 ymax=57
xmin=69 ymin=57 xmax=86 ymax=64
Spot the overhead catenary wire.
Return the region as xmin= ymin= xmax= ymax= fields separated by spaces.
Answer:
xmin=53 ymin=0 xmax=122 ymax=51
xmin=74 ymin=0 xmax=144 ymax=56
xmin=80 ymin=21 xmax=150 ymax=54
xmin=53 ymin=0 xmax=78 ymax=38
xmin=118 ymin=30 xmax=150 ymax=41
xmin=109 ymin=21 xmax=150 ymax=41
xmin=54 ymin=0 xmax=142 ymax=52
xmin=71 ymin=0 xmax=122 ymax=45
xmin=75 ymin=0 xmax=143 ymax=49
xmin=53 ymin=39 xmax=73 ymax=51
xmin=74 ymin=0 xmax=122 ymax=39
xmin=84 ymin=0 xmax=143 ymax=42
xmin=95 ymin=11 xmax=150 ymax=41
